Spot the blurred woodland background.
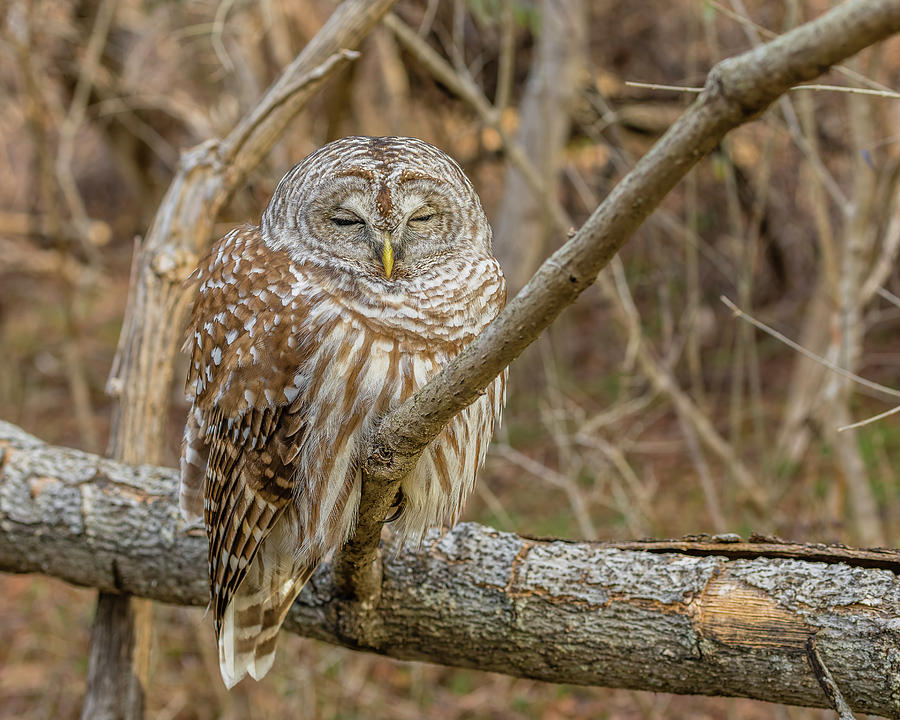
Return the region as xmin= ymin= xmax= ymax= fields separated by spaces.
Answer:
xmin=1 ymin=0 xmax=899 ymax=718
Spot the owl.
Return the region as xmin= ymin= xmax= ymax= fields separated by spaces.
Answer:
xmin=180 ymin=136 xmax=506 ymax=687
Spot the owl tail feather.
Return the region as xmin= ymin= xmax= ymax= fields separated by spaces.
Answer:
xmin=217 ymin=549 xmax=316 ymax=688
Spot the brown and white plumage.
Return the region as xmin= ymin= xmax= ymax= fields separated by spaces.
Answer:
xmin=180 ymin=136 xmax=506 ymax=687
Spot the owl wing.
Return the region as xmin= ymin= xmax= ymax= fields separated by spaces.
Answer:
xmin=181 ymin=225 xmax=315 ymax=684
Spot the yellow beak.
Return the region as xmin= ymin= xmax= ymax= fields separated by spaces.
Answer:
xmin=381 ymin=232 xmax=394 ymax=279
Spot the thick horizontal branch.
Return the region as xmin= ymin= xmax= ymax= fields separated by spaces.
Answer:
xmin=342 ymin=0 xmax=900 ymax=591
xmin=2 ymin=421 xmax=899 ymax=717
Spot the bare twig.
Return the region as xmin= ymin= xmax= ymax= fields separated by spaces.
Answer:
xmin=576 ymin=391 xmax=657 ymax=436
xmin=859 ymin=189 xmax=900 ymax=303
xmin=491 ymin=443 xmax=597 ymax=539
xmin=493 ymin=0 xmax=515 ymax=112
xmin=56 ymin=0 xmax=117 ymax=252
xmin=685 ymin=7 xmax=705 ymax=405
xmin=210 ymin=0 xmax=237 ymax=74
xmin=473 ymin=479 xmax=515 ymax=531
xmin=624 ymin=81 xmax=704 ymax=93
xmin=837 ymin=403 xmax=900 ymax=432
xmin=823 ymin=61 xmax=888 ymax=547
xmin=807 ymin=636 xmax=857 ymax=720
xmin=721 ymin=296 xmax=900 ymax=400
xmin=876 ymin=286 xmax=900 ymax=308
xmin=625 ymin=80 xmax=900 ymax=99
xmin=588 ymin=435 xmax=655 ymax=534
xmin=677 ymin=413 xmax=726 ymax=533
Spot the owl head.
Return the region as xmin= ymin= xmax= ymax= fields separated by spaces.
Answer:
xmin=260 ymin=136 xmax=492 ymax=284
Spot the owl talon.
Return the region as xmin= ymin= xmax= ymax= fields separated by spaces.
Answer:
xmin=383 ymin=488 xmax=405 ymax=523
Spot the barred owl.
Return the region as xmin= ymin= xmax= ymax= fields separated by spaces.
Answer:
xmin=180 ymin=136 xmax=506 ymax=687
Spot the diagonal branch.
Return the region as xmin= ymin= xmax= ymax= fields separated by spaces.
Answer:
xmin=386 ymin=10 xmax=768 ymax=515
xmin=336 ymin=0 xmax=900 ymax=599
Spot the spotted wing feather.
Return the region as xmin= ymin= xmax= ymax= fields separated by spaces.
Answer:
xmin=181 ymin=226 xmax=314 ymax=684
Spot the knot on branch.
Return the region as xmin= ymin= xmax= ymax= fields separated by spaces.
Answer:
xmin=176 ymin=138 xmax=221 ymax=174
xmin=700 ymin=60 xmax=771 ymax=124
xmin=372 ymin=444 xmax=393 ymax=467
xmin=150 ymin=245 xmax=198 ymax=282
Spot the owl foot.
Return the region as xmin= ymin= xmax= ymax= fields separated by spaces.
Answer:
xmin=383 ymin=488 xmax=405 ymax=523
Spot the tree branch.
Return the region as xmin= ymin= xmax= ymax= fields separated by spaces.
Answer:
xmin=338 ymin=0 xmax=900 ymax=597
xmin=1 ymin=421 xmax=898 ymax=717
xmin=385 ymin=10 xmax=769 ymax=516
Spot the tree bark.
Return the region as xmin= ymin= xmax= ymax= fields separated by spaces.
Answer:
xmin=82 ymin=593 xmax=147 ymax=720
xmin=11 ymin=1 xmax=898 ymax=716
xmin=2 ymin=421 xmax=899 ymax=718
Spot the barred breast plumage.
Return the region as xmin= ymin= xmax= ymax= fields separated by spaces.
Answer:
xmin=180 ymin=136 xmax=506 ymax=687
